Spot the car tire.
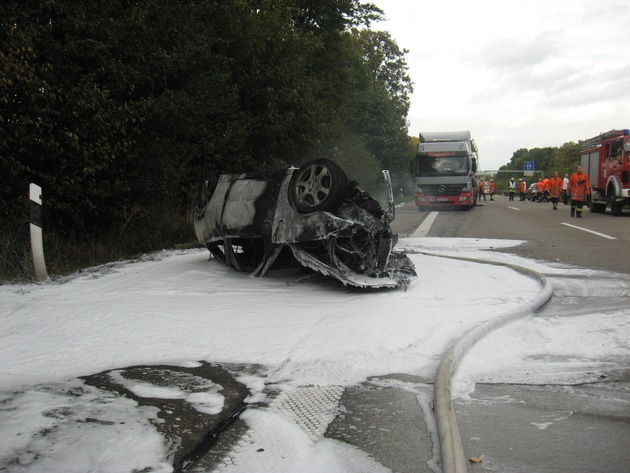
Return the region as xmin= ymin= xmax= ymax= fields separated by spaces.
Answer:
xmin=289 ymin=159 xmax=348 ymax=213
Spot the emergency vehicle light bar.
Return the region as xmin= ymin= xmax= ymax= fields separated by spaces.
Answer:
xmin=580 ymin=129 xmax=629 ymax=151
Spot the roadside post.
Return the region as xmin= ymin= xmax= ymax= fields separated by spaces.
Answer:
xmin=29 ymin=183 xmax=49 ymax=282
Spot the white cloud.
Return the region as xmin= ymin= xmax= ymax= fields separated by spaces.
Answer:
xmin=479 ymin=31 xmax=559 ymax=69
xmin=373 ymin=0 xmax=630 ymax=169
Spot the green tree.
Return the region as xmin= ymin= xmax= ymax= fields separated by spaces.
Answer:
xmin=1 ymin=0 xmax=416 ymax=278
xmin=1 ymin=1 xmax=140 ymax=231
xmin=496 ymin=143 xmax=580 ymax=190
xmin=351 ymin=29 xmax=413 ymax=174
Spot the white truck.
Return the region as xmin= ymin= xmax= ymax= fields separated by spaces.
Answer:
xmin=410 ymin=131 xmax=479 ymax=210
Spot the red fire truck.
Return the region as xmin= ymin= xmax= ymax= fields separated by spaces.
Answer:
xmin=580 ymin=129 xmax=630 ymax=216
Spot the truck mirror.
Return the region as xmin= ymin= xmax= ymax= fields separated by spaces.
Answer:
xmin=471 ymin=158 xmax=478 ymax=173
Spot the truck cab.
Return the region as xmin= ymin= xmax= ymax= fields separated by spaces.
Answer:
xmin=411 ymin=131 xmax=479 ymax=210
xmin=581 ymin=129 xmax=630 ymax=216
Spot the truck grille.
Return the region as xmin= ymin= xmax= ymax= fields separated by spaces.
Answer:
xmin=420 ymin=184 xmax=464 ymax=196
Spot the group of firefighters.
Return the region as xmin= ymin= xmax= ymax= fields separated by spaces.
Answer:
xmin=477 ymin=165 xmax=591 ymax=218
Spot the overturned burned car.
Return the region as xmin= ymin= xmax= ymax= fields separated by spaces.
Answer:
xmin=193 ymin=159 xmax=416 ymax=288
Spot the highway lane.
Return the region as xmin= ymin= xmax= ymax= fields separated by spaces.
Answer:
xmin=392 ymin=197 xmax=630 ymax=274
xmin=392 ymin=197 xmax=630 ymax=472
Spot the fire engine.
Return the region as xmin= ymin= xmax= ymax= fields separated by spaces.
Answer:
xmin=410 ymin=131 xmax=479 ymax=210
xmin=580 ymin=129 xmax=630 ymax=216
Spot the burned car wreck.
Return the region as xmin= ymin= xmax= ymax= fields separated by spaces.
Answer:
xmin=193 ymin=159 xmax=416 ymax=288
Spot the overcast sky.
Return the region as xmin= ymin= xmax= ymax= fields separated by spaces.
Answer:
xmin=373 ymin=0 xmax=630 ymax=171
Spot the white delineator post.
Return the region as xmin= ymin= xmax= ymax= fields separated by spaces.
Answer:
xmin=29 ymin=183 xmax=49 ymax=282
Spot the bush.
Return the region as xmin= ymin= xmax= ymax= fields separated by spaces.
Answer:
xmin=0 ymin=203 xmax=195 ymax=283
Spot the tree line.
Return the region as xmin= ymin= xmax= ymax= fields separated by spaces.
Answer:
xmin=491 ymin=142 xmax=581 ymax=190
xmin=1 ymin=0 xmax=414 ymax=279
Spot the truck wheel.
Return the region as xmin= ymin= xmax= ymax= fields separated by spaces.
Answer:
xmin=289 ymin=159 xmax=348 ymax=213
xmin=607 ymin=188 xmax=623 ymax=216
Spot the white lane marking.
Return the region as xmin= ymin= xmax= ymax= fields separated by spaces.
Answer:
xmin=507 ymin=206 xmax=521 ymax=211
xmin=412 ymin=211 xmax=439 ymax=237
xmin=561 ymin=223 xmax=617 ymax=240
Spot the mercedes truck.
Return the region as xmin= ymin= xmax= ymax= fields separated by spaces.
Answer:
xmin=410 ymin=131 xmax=479 ymax=210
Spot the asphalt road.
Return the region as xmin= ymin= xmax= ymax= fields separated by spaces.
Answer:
xmin=184 ymin=197 xmax=629 ymax=473
xmin=391 ymin=196 xmax=630 ymax=473
xmin=181 ymin=198 xmax=630 ymax=473
xmin=393 ymin=195 xmax=630 ymax=274
xmin=50 ymin=197 xmax=629 ymax=473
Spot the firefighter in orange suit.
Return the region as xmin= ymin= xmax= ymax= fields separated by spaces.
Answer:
xmin=543 ymin=176 xmax=550 ymax=202
xmin=535 ymin=178 xmax=545 ymax=202
xmin=518 ymin=178 xmax=526 ymax=201
xmin=568 ymin=165 xmax=591 ymax=218
xmin=548 ymin=171 xmax=563 ymax=210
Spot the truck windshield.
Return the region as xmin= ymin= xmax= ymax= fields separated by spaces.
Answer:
xmin=415 ymin=155 xmax=469 ymax=176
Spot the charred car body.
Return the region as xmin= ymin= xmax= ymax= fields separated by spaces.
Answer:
xmin=193 ymin=159 xmax=416 ymax=288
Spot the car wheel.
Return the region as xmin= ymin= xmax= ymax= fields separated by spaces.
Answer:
xmin=289 ymin=159 xmax=348 ymax=213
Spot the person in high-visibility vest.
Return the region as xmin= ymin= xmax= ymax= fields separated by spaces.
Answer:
xmin=568 ymin=165 xmax=591 ymax=218
xmin=489 ymin=179 xmax=495 ymax=201
xmin=478 ymin=179 xmax=486 ymax=201
xmin=508 ymin=178 xmax=516 ymax=201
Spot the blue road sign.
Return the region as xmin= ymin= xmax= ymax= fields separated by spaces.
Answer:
xmin=524 ymin=161 xmax=535 ymax=171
